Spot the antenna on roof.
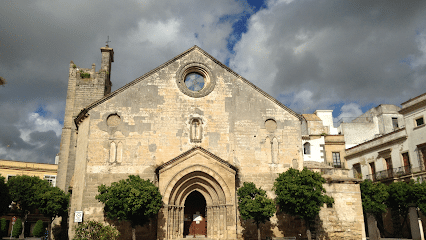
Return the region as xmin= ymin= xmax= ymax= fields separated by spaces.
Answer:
xmin=105 ymin=36 xmax=111 ymax=47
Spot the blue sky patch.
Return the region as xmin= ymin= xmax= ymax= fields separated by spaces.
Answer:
xmin=35 ymin=105 xmax=49 ymax=118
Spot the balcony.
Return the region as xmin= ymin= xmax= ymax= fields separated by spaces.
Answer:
xmin=365 ymin=166 xmax=412 ymax=181
xmin=376 ymin=169 xmax=394 ymax=180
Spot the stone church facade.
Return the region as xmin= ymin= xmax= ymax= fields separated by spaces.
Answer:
xmin=57 ymin=45 xmax=365 ymax=240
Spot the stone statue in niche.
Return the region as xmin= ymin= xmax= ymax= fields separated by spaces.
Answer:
xmin=190 ymin=118 xmax=202 ymax=143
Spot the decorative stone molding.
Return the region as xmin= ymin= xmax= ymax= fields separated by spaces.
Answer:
xmin=176 ymin=62 xmax=216 ymax=98
xmin=106 ymin=113 xmax=121 ymax=127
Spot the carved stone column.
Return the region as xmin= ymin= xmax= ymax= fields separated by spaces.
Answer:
xmin=214 ymin=206 xmax=219 ymax=237
xmin=207 ymin=206 xmax=212 ymax=237
xmin=167 ymin=206 xmax=172 ymax=239
xmin=173 ymin=207 xmax=177 ymax=239
xmin=179 ymin=207 xmax=184 ymax=238
xmin=223 ymin=205 xmax=228 ymax=239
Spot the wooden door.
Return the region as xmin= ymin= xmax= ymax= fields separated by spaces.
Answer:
xmin=189 ymin=216 xmax=207 ymax=236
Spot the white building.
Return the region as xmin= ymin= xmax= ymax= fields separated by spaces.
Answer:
xmin=345 ymin=93 xmax=426 ymax=181
xmin=338 ymin=104 xmax=403 ymax=149
xmin=302 ymin=110 xmax=346 ymax=168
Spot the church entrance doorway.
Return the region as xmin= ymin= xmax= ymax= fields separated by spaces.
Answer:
xmin=184 ymin=191 xmax=207 ymax=237
xmin=158 ymin=149 xmax=238 ymax=239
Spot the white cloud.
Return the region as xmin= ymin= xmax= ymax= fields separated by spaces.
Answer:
xmin=131 ymin=19 xmax=181 ymax=46
xmin=19 ymin=113 xmax=62 ymax=142
xmin=334 ymin=103 xmax=363 ymax=123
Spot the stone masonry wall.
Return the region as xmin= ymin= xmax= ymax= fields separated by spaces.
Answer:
xmin=68 ymin=47 xmax=303 ymax=239
xmin=317 ymin=182 xmax=365 ymax=240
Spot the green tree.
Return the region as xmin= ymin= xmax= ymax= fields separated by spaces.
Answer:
xmin=274 ymin=168 xmax=333 ymax=240
xmin=0 ymin=218 xmax=7 ymax=238
xmin=413 ymin=180 xmax=426 ymax=215
xmin=360 ymin=180 xmax=389 ymax=217
xmin=73 ymin=220 xmax=120 ymax=240
xmin=96 ymin=175 xmax=162 ymax=240
xmin=12 ymin=218 xmax=23 ymax=238
xmin=38 ymin=186 xmax=69 ymax=240
xmin=387 ymin=181 xmax=414 ymax=237
xmin=33 ymin=220 xmax=45 ymax=237
xmin=237 ymin=182 xmax=275 ymax=240
xmin=0 ymin=175 xmax=11 ymax=215
xmin=7 ymin=175 xmax=50 ymax=238
xmin=360 ymin=179 xmax=389 ymax=237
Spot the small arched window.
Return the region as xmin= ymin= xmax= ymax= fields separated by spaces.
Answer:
xmin=303 ymin=142 xmax=311 ymax=155
xmin=109 ymin=142 xmax=116 ymax=163
xmin=190 ymin=118 xmax=203 ymax=143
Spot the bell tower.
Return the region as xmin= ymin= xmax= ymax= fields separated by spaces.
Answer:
xmin=56 ymin=44 xmax=114 ymax=191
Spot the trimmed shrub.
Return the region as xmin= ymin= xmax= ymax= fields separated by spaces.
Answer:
xmin=0 ymin=218 xmax=7 ymax=238
xmin=73 ymin=220 xmax=119 ymax=240
xmin=12 ymin=218 xmax=23 ymax=238
xmin=33 ymin=220 xmax=44 ymax=237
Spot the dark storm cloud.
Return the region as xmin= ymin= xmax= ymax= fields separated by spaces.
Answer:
xmin=0 ymin=0 xmax=249 ymax=163
xmin=231 ymin=0 xmax=426 ymax=112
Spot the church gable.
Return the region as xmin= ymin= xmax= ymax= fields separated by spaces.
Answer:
xmin=75 ymin=46 xmax=300 ymax=124
xmin=74 ymin=46 xmax=303 ymax=180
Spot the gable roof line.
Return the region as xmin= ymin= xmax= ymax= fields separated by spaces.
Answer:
xmin=74 ymin=46 xmax=198 ymax=125
xmin=194 ymin=47 xmax=302 ymax=121
xmin=75 ymin=45 xmax=302 ymax=126
xmin=155 ymin=146 xmax=238 ymax=172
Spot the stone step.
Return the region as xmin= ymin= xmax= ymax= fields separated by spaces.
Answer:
xmin=176 ymin=236 xmax=213 ymax=240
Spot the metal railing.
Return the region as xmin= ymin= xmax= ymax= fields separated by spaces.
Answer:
xmin=375 ymin=169 xmax=394 ymax=180
xmin=365 ymin=165 xmax=416 ymax=181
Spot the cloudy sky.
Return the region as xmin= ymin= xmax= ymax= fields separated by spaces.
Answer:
xmin=1 ymin=0 xmax=426 ymax=164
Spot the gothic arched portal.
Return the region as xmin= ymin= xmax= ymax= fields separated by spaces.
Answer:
xmin=157 ymin=147 xmax=237 ymax=240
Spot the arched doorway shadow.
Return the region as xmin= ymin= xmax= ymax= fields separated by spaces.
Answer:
xmin=183 ymin=191 xmax=207 ymax=237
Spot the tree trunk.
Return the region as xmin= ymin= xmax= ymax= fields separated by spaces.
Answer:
xmin=48 ymin=218 xmax=53 ymax=240
xmin=306 ymin=220 xmax=312 ymax=240
xmin=20 ymin=213 xmax=27 ymax=239
xmin=257 ymin=222 xmax=261 ymax=240
xmin=132 ymin=227 xmax=136 ymax=240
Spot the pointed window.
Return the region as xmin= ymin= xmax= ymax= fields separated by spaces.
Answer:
xmin=117 ymin=142 xmax=123 ymax=163
xmin=110 ymin=142 xmax=116 ymax=163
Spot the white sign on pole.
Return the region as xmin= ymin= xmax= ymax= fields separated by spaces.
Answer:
xmin=75 ymin=211 xmax=83 ymax=223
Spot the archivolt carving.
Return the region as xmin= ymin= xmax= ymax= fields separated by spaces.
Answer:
xmin=162 ymin=165 xmax=232 ymax=206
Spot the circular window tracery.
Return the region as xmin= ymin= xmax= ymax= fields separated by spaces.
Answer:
xmin=185 ymin=73 xmax=205 ymax=91
xmin=176 ymin=62 xmax=215 ymax=98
